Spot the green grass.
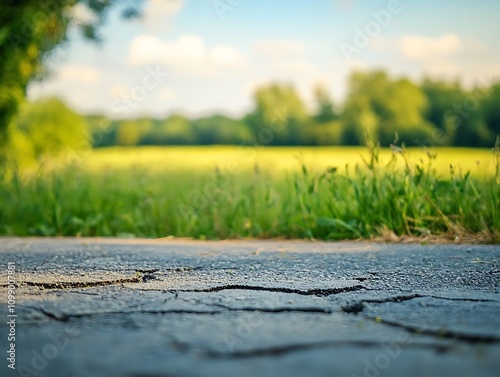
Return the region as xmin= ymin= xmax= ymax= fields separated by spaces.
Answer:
xmin=1 ymin=143 xmax=499 ymax=242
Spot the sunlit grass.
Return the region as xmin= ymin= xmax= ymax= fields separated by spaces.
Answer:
xmin=1 ymin=144 xmax=499 ymax=242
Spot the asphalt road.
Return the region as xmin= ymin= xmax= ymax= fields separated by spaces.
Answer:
xmin=0 ymin=238 xmax=499 ymax=377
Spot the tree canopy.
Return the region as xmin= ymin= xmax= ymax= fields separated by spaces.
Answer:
xmin=0 ymin=1 xmax=140 ymax=157
xmin=8 ymin=97 xmax=88 ymax=168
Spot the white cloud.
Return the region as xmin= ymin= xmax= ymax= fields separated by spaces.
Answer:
xmin=58 ymin=65 xmax=100 ymax=83
xmin=142 ymin=0 xmax=184 ymax=30
xmin=269 ymin=60 xmax=316 ymax=77
xmin=252 ymin=39 xmax=318 ymax=89
xmin=128 ymin=34 xmax=246 ymax=77
xmin=370 ymin=37 xmax=388 ymax=52
xmin=398 ymin=33 xmax=462 ymax=60
xmin=128 ymin=35 xmax=163 ymax=64
xmin=109 ymin=85 xmax=131 ymax=98
xmin=247 ymin=39 xmax=342 ymax=111
xmin=422 ymin=60 xmax=461 ymax=77
xmin=253 ymin=40 xmax=305 ymax=57
xmin=369 ymin=33 xmax=500 ymax=82
xmin=211 ymin=45 xmax=246 ymax=67
xmin=159 ymin=87 xmax=176 ymax=101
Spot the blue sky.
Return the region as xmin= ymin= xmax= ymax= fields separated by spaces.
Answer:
xmin=28 ymin=0 xmax=500 ymax=118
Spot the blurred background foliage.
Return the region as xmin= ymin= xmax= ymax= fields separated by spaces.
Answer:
xmin=4 ymin=69 xmax=500 ymax=169
xmin=0 ymin=0 xmax=140 ymax=162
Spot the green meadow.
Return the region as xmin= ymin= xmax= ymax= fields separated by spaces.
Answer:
xmin=1 ymin=145 xmax=499 ymax=242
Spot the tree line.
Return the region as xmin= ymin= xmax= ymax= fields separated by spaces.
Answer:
xmin=89 ymin=70 xmax=500 ymax=148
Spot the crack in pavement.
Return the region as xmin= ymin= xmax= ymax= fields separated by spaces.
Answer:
xmin=341 ymin=294 xmax=500 ymax=344
xmin=174 ymin=339 xmax=453 ymax=359
xmin=19 ymin=283 xmax=500 ymax=347
xmin=176 ymin=284 xmax=366 ymax=296
xmin=372 ymin=317 xmax=500 ymax=343
xmin=37 ymin=307 xmax=224 ymax=322
xmin=341 ymin=293 xmax=498 ymax=314
xmin=173 ymin=295 xmax=334 ymax=314
xmin=200 ymin=301 xmax=334 ymax=314
xmin=33 ymin=305 xmax=334 ymax=322
xmin=341 ymin=294 xmax=423 ymax=314
xmin=426 ymin=295 xmax=498 ymax=303
xmin=22 ymin=277 xmax=141 ymax=289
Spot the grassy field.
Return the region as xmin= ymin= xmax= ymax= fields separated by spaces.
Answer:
xmin=83 ymin=146 xmax=497 ymax=177
xmin=1 ymin=144 xmax=499 ymax=242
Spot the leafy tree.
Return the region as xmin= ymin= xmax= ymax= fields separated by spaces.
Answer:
xmin=246 ymin=84 xmax=309 ymax=145
xmin=116 ymin=121 xmax=141 ymax=146
xmin=451 ymin=98 xmax=491 ymax=147
xmin=342 ymin=71 xmax=436 ymax=146
xmin=156 ymin=115 xmax=194 ymax=145
xmin=313 ymin=84 xmax=338 ymax=124
xmin=422 ymin=80 xmax=464 ymax=129
xmin=483 ymin=83 xmax=500 ymax=142
xmin=0 ymin=1 xmax=140 ymax=158
xmin=421 ymin=79 xmax=468 ymax=145
xmin=422 ymin=79 xmax=495 ymax=147
xmin=10 ymin=97 xmax=88 ymax=167
xmin=133 ymin=118 xmax=154 ymax=145
xmin=85 ymin=114 xmax=115 ymax=147
xmin=191 ymin=115 xmax=252 ymax=144
xmin=377 ymin=78 xmax=436 ymax=145
xmin=342 ymin=72 xmax=388 ymax=145
xmin=309 ymin=121 xmax=344 ymax=145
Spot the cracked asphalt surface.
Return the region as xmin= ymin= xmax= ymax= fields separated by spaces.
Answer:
xmin=0 ymin=238 xmax=499 ymax=377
